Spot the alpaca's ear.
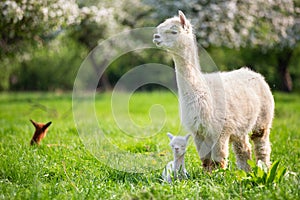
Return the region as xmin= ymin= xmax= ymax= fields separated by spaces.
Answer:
xmin=30 ymin=119 xmax=38 ymax=128
xmin=178 ymin=10 xmax=187 ymax=29
xmin=42 ymin=121 xmax=52 ymax=131
xmin=167 ymin=132 xmax=174 ymax=140
xmin=185 ymin=134 xmax=191 ymax=141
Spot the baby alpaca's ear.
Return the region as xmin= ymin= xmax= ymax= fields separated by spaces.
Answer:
xmin=167 ymin=132 xmax=174 ymax=140
xmin=185 ymin=134 xmax=191 ymax=141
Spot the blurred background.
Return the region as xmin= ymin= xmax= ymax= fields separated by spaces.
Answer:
xmin=1 ymin=0 xmax=299 ymax=93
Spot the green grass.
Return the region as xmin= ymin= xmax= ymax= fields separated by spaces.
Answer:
xmin=0 ymin=91 xmax=299 ymax=199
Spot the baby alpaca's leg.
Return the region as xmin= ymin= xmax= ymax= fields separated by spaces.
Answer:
xmin=194 ymin=134 xmax=212 ymax=171
xmin=232 ymin=135 xmax=252 ymax=172
xmin=211 ymin=134 xmax=230 ymax=170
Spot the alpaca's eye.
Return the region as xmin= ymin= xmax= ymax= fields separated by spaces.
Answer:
xmin=171 ymin=30 xmax=178 ymax=34
xmin=165 ymin=30 xmax=178 ymax=35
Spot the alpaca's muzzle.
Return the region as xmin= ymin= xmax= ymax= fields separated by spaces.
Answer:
xmin=153 ymin=34 xmax=162 ymax=46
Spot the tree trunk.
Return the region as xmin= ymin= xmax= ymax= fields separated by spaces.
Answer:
xmin=89 ymin=51 xmax=112 ymax=92
xmin=277 ymin=48 xmax=293 ymax=92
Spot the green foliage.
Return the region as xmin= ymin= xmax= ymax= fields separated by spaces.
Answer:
xmin=237 ymin=160 xmax=287 ymax=187
xmin=9 ymin=36 xmax=87 ymax=91
xmin=0 ymin=92 xmax=299 ymax=199
xmin=107 ymin=49 xmax=173 ymax=90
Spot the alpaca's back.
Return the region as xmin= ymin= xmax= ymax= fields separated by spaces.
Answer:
xmin=204 ymin=67 xmax=274 ymax=137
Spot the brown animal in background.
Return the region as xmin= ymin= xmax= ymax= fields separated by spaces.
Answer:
xmin=30 ymin=119 xmax=52 ymax=145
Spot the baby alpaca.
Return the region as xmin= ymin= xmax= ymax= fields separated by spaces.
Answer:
xmin=162 ymin=132 xmax=191 ymax=183
xmin=30 ymin=119 xmax=52 ymax=145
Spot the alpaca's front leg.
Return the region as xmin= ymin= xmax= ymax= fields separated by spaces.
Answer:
xmin=232 ymin=135 xmax=252 ymax=172
xmin=211 ymin=134 xmax=230 ymax=170
xmin=194 ymin=134 xmax=213 ymax=171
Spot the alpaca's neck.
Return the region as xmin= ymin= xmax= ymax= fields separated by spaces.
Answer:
xmin=172 ymin=34 xmax=213 ymax=133
xmin=172 ymin=36 xmax=207 ymax=92
xmin=173 ymin=36 xmax=200 ymax=72
xmin=173 ymin=154 xmax=185 ymax=171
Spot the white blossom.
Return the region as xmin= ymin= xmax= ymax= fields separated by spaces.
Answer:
xmin=0 ymin=0 xmax=119 ymax=42
xmin=146 ymin=0 xmax=299 ymax=49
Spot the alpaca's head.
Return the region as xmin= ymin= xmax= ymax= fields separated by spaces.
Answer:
xmin=167 ymin=132 xmax=191 ymax=157
xmin=153 ymin=11 xmax=193 ymax=50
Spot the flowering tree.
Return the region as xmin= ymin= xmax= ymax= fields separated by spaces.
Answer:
xmin=0 ymin=0 xmax=150 ymax=90
xmin=1 ymin=0 xmax=74 ymax=54
xmin=69 ymin=0 xmax=150 ymax=49
xmin=0 ymin=0 xmax=116 ymax=55
xmin=67 ymin=0 xmax=150 ymax=90
xmin=145 ymin=0 xmax=300 ymax=91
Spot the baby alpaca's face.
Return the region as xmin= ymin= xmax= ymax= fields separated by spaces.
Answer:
xmin=167 ymin=132 xmax=191 ymax=157
xmin=170 ymin=137 xmax=188 ymax=156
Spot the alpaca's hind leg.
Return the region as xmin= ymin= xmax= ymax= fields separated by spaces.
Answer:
xmin=251 ymin=128 xmax=271 ymax=167
xmin=194 ymin=134 xmax=213 ymax=171
xmin=232 ymin=135 xmax=252 ymax=172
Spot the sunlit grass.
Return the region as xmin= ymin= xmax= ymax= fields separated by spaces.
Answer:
xmin=0 ymin=91 xmax=299 ymax=199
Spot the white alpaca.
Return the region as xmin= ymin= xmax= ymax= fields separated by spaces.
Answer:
xmin=162 ymin=132 xmax=191 ymax=183
xmin=153 ymin=11 xmax=274 ymax=172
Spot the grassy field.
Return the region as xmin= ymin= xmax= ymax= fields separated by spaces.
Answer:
xmin=0 ymin=91 xmax=299 ymax=199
